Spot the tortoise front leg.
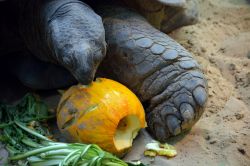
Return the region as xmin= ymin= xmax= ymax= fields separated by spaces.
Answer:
xmin=97 ymin=6 xmax=207 ymax=141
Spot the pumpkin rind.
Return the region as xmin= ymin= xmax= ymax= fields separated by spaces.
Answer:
xmin=57 ymin=78 xmax=146 ymax=155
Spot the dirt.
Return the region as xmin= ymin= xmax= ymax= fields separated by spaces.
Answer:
xmin=0 ymin=0 xmax=249 ymax=165
xmin=125 ymin=0 xmax=250 ymax=165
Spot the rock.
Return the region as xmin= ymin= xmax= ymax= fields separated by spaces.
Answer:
xmin=237 ymin=148 xmax=246 ymax=155
xmin=0 ymin=143 xmax=8 ymax=165
xmin=234 ymin=113 xmax=244 ymax=120
xmin=247 ymin=51 xmax=250 ymax=59
xmin=201 ymin=47 xmax=207 ymax=53
xmin=209 ymin=58 xmax=216 ymax=64
xmin=243 ymin=63 xmax=248 ymax=67
xmin=231 ymin=139 xmax=237 ymax=143
xmin=187 ymin=40 xmax=194 ymax=46
xmin=205 ymin=135 xmax=211 ymax=141
xmin=228 ymin=63 xmax=236 ymax=71
xmin=246 ymin=72 xmax=250 ymax=85
xmin=219 ymin=48 xmax=226 ymax=53
xmin=209 ymin=140 xmax=217 ymax=144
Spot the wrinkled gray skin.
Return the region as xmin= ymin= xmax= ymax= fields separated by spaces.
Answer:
xmin=1 ymin=0 xmax=106 ymax=87
xmin=0 ymin=0 xmax=207 ymax=142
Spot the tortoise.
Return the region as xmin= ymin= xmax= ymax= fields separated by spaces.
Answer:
xmin=0 ymin=0 xmax=207 ymax=142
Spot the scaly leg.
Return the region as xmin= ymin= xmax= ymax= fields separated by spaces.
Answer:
xmin=97 ymin=6 xmax=207 ymax=141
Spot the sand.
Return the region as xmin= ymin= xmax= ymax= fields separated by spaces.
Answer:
xmin=0 ymin=0 xmax=249 ymax=165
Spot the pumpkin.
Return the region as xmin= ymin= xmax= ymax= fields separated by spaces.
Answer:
xmin=57 ymin=78 xmax=146 ymax=156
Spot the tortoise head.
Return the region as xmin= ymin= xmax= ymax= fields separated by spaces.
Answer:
xmin=45 ymin=1 xmax=106 ymax=85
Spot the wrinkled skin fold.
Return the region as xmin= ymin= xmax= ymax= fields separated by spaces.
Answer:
xmin=0 ymin=0 xmax=207 ymax=141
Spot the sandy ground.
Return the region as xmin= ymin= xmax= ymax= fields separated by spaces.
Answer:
xmin=125 ymin=0 xmax=250 ymax=165
xmin=0 ymin=0 xmax=249 ymax=165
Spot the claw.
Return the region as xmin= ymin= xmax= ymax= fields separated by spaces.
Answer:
xmin=193 ymin=86 xmax=207 ymax=107
xmin=154 ymin=124 xmax=168 ymax=141
xmin=166 ymin=115 xmax=181 ymax=136
xmin=180 ymin=103 xmax=194 ymax=123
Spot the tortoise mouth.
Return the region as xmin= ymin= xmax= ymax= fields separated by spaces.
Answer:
xmin=114 ymin=115 xmax=141 ymax=151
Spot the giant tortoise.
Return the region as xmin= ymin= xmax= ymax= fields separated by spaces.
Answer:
xmin=0 ymin=0 xmax=207 ymax=142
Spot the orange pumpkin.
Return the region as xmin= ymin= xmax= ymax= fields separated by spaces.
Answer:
xmin=57 ymin=78 xmax=146 ymax=156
